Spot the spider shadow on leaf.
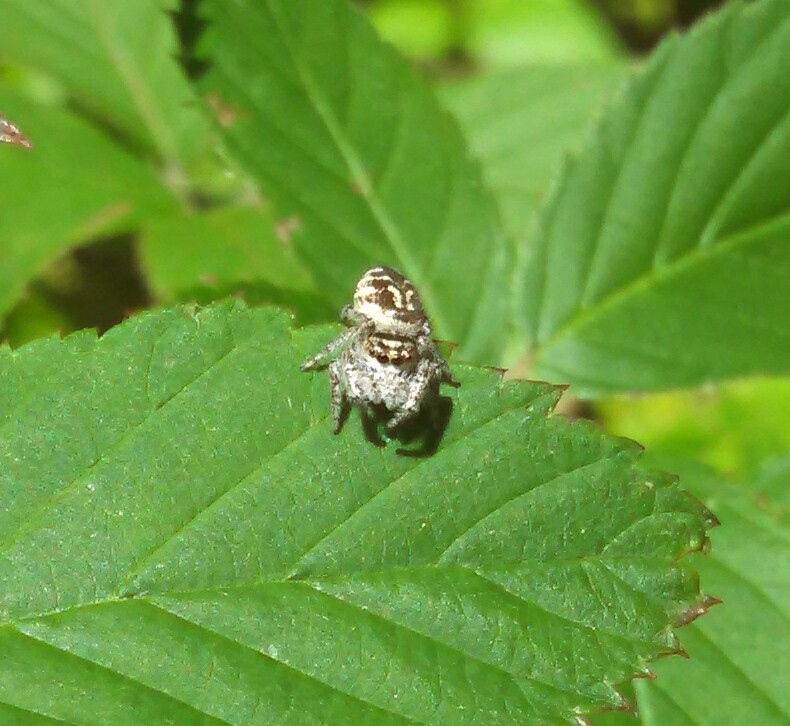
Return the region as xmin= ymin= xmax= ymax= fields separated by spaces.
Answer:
xmin=352 ymin=395 xmax=454 ymax=458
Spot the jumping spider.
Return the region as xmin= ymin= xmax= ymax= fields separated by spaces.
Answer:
xmin=300 ymin=266 xmax=459 ymax=438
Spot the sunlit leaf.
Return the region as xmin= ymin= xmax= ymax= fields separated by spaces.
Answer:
xmin=466 ymin=0 xmax=623 ymax=66
xmin=199 ymin=0 xmax=512 ymax=364
xmin=518 ymin=0 xmax=790 ymax=394
xmin=0 ymin=301 xmax=713 ymax=725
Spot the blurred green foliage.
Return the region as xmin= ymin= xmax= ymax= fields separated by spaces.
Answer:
xmin=364 ymin=0 xmax=725 ymax=63
xmin=600 ymin=379 xmax=790 ymax=479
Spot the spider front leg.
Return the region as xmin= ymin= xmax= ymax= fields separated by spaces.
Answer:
xmin=328 ymin=362 xmax=350 ymax=434
xmin=300 ymin=327 xmax=359 ymax=372
xmin=340 ymin=305 xmax=369 ymax=326
xmin=439 ymin=358 xmax=460 ymax=388
xmin=418 ymin=338 xmax=460 ymax=388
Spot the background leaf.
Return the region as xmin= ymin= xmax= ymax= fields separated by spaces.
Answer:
xmin=0 ymin=90 xmax=173 ymax=322
xmin=592 ymin=459 xmax=790 ymax=726
xmin=517 ymin=0 xmax=790 ymax=395
xmin=138 ymin=205 xmax=333 ymax=323
xmin=368 ymin=0 xmax=455 ymax=61
xmin=200 ymin=0 xmax=512 ymax=364
xmin=465 ymin=0 xmax=623 ymax=66
xmin=441 ymin=64 xmax=626 ymax=242
xmin=598 ymin=378 xmax=790 ymax=478
xmin=0 ymin=302 xmax=713 ymax=725
xmin=0 ymin=0 xmax=212 ymax=177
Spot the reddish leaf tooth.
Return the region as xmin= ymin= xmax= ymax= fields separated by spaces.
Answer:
xmin=0 ymin=114 xmax=32 ymax=148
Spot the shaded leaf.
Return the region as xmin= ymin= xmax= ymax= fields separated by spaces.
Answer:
xmin=0 ymin=90 xmax=174 ymax=321
xmin=0 ymin=302 xmax=712 ymax=724
xmin=199 ymin=0 xmax=512 ymax=364
xmin=2 ymin=284 xmax=74 ymax=348
xmin=442 ymin=64 xmax=626 ymax=241
xmin=0 ymin=0 xmax=211 ymax=173
xmin=139 ymin=205 xmax=333 ymax=322
xmin=518 ymin=0 xmax=790 ymax=394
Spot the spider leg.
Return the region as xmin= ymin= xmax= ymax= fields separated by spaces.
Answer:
xmin=360 ymin=402 xmax=386 ymax=446
xmin=328 ymin=363 xmax=350 ymax=434
xmin=418 ymin=338 xmax=460 ymax=388
xmin=386 ymin=358 xmax=436 ymax=431
xmin=300 ymin=327 xmax=358 ymax=372
xmin=437 ymin=354 xmax=460 ymax=388
xmin=340 ymin=305 xmax=369 ymax=327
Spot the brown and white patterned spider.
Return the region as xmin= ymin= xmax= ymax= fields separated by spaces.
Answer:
xmin=300 ymin=266 xmax=459 ymax=436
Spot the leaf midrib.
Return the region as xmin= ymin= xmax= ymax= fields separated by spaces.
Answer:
xmin=6 ymin=551 xmax=688 ymax=629
xmin=262 ymin=3 xmax=453 ymax=338
xmin=0 ymin=320 xmax=243 ymax=555
xmin=15 ymin=604 xmax=424 ymax=726
xmin=86 ymin=5 xmax=184 ymax=168
xmin=533 ymin=208 xmax=790 ymax=367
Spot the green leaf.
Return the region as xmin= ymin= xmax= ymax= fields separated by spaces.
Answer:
xmin=519 ymin=0 xmax=790 ymax=395
xmin=598 ymin=378 xmax=790 ymax=478
xmin=441 ymin=64 xmax=626 ymax=241
xmin=1 ymin=284 xmax=73 ymax=348
xmin=199 ymin=0 xmax=512 ymax=364
xmin=139 ymin=205 xmax=334 ymax=323
xmin=465 ymin=0 xmax=623 ymax=66
xmin=0 ymin=0 xmax=211 ymax=172
xmin=0 ymin=89 xmax=174 ymax=321
xmin=0 ymin=301 xmax=713 ymax=724
xmin=750 ymin=455 xmax=790 ymax=522
xmin=594 ymin=460 xmax=790 ymax=726
xmin=368 ymin=0 xmax=455 ymax=61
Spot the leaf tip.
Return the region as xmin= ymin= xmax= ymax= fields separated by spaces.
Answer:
xmin=634 ymin=667 xmax=658 ymax=680
xmin=674 ymin=594 xmax=722 ymax=627
xmin=705 ymin=509 xmax=721 ymax=529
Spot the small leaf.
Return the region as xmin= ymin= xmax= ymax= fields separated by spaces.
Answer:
xmin=0 ymin=301 xmax=712 ymax=724
xmin=199 ymin=0 xmax=512 ymax=364
xmin=0 ymin=90 xmax=175 ymax=321
xmin=518 ymin=0 xmax=790 ymax=394
xmin=0 ymin=0 xmax=212 ymax=171
xmin=442 ymin=64 xmax=626 ymax=241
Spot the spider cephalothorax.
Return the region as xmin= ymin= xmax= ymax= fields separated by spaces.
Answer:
xmin=300 ymin=266 xmax=458 ymax=436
